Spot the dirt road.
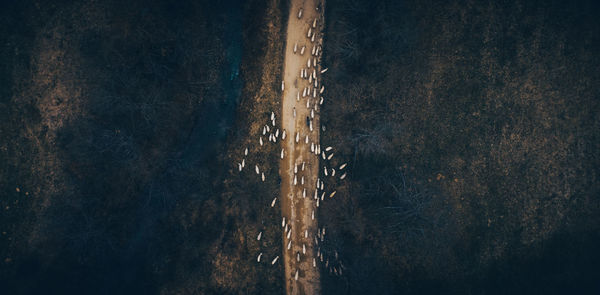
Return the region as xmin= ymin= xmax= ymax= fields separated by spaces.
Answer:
xmin=279 ymin=0 xmax=325 ymax=294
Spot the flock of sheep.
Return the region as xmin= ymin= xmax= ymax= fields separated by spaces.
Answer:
xmin=235 ymin=3 xmax=347 ymax=281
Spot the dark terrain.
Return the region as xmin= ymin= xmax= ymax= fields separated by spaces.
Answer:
xmin=1 ymin=0 xmax=599 ymax=294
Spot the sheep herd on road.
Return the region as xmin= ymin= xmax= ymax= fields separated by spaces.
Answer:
xmin=235 ymin=3 xmax=346 ymax=281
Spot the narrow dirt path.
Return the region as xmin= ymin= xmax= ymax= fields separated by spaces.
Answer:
xmin=279 ymin=0 xmax=325 ymax=294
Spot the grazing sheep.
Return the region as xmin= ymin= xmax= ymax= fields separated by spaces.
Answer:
xmin=319 ymin=96 xmax=324 ymax=105
xmin=311 ymin=109 xmax=314 ymax=118
xmin=280 ymin=148 xmax=285 ymax=159
xmin=262 ymin=126 xmax=266 ymax=135
xmin=340 ymin=172 xmax=347 ymax=180
xmin=255 ymin=165 xmax=260 ymax=174
xmin=295 ymin=270 xmax=299 ymax=281
xmin=320 ymin=86 xmax=325 ymax=94
xmin=329 ymin=191 xmax=336 ymax=198
xmin=305 ymin=230 xmax=308 ymax=238
xmin=311 ymin=34 xmax=315 ymax=42
xmin=325 ymin=146 xmax=332 ymax=152
xmin=313 ymin=258 xmax=316 ymax=267
xmin=281 ymin=81 xmax=285 ymax=91
xmin=295 ymin=132 xmax=299 ymax=143
xmin=302 ymin=162 xmax=305 ymax=171
xmin=282 ymin=217 xmax=286 ymax=227
xmin=272 ymin=256 xmax=279 ymax=265
xmin=257 ymin=253 xmax=262 ymax=262
xmin=288 ymin=240 xmax=292 ymax=250
xmin=305 ymin=135 xmax=309 ymax=144
xmin=321 ymin=68 xmax=328 ymax=73
xmin=313 ymin=88 xmax=317 ymax=97
xmin=331 ymin=168 xmax=335 ymax=176
xmin=271 ymin=197 xmax=277 ymax=207
xmin=294 ymin=42 xmax=298 ymax=53
xmin=307 ymin=27 xmax=312 ymax=38
xmin=307 ymin=58 xmax=311 ymax=68
xmin=312 ymin=18 xmax=317 ymax=28
xmin=303 ymin=244 xmax=306 ymax=254
xmin=257 ymin=232 xmax=262 ymax=241
xmin=238 ymin=163 xmax=242 ymax=172
xmin=241 ymin=159 xmax=245 ymax=168
xmin=301 ymin=176 xmax=305 ymax=185
xmin=297 ymin=8 xmax=302 ymax=18
xmin=302 ymin=188 xmax=306 ymax=198
xmin=293 ymin=107 xmax=297 ymax=118
xmin=311 ymin=210 xmax=314 ymax=220
xmin=327 ymin=153 xmax=334 ymax=160
xmin=322 ymin=152 xmax=326 ymax=160
xmin=300 ymin=45 xmax=305 ymax=55
xmin=339 ymin=163 xmax=347 ymax=170
xmin=282 ymin=130 xmax=287 ymax=140
xmin=259 ymin=136 xmax=263 ymax=146
xmin=294 ymin=175 xmax=297 ymax=185
xmin=244 ymin=147 xmax=248 ymax=156
xmin=287 ymin=229 xmax=292 ymax=239
xmin=294 ymin=165 xmax=298 ymax=174
xmin=261 ymin=172 xmax=265 ymax=182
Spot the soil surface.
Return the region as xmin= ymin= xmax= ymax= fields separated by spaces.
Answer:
xmin=279 ymin=0 xmax=325 ymax=294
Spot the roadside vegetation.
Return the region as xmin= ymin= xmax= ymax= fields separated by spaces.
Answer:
xmin=319 ymin=0 xmax=600 ymax=293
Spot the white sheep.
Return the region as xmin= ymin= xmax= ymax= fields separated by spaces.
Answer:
xmin=257 ymin=232 xmax=262 ymax=241
xmin=257 ymin=253 xmax=262 ymax=262
xmin=271 ymin=256 xmax=279 ymax=265
xmin=271 ymin=197 xmax=277 ymax=207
